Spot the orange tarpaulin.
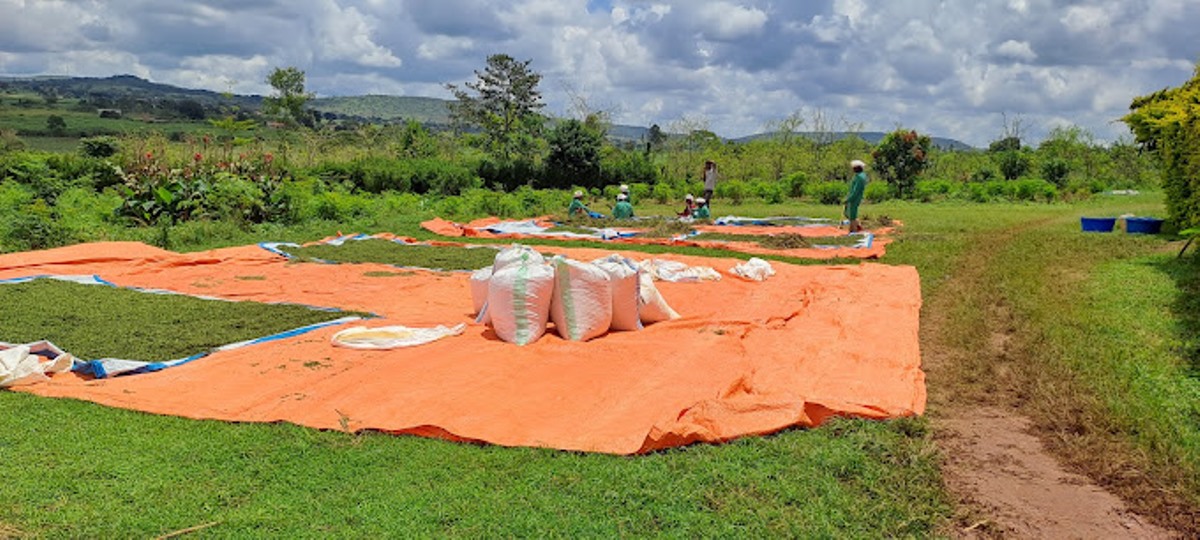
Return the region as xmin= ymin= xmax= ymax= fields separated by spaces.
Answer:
xmin=0 ymin=241 xmax=924 ymax=454
xmin=419 ymin=217 xmax=895 ymax=260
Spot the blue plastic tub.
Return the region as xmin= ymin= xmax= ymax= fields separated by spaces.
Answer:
xmin=1125 ymin=217 xmax=1164 ymax=234
xmin=1081 ymin=217 xmax=1116 ymax=232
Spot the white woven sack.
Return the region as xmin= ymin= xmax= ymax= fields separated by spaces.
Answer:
xmin=638 ymin=271 xmax=681 ymax=324
xmin=731 ymin=257 xmax=776 ymax=282
xmin=487 ymin=261 xmax=555 ymax=346
xmin=592 ymin=255 xmax=642 ymax=331
xmin=550 ymin=256 xmax=613 ymax=342
xmin=470 ymin=266 xmax=493 ymax=315
xmin=492 ymin=244 xmax=545 ymax=273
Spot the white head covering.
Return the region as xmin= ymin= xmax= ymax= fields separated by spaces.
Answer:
xmin=617 ymin=193 xmax=628 ymax=201
xmin=696 ymin=197 xmax=706 ymax=204
xmin=573 ymin=190 xmax=583 ymax=198
xmin=850 ymin=159 xmax=866 ymax=169
xmin=619 ymin=184 xmax=629 ymax=193
xmin=685 ymin=193 xmax=694 ymax=201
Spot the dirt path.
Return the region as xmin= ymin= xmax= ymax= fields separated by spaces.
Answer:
xmin=921 ymin=220 xmax=1176 ymax=539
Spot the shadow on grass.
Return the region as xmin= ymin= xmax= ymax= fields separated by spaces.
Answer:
xmin=1150 ymin=254 xmax=1200 ymax=378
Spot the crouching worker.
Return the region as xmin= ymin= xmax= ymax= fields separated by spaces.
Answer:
xmin=613 ymin=193 xmax=634 ymax=219
xmin=693 ymin=197 xmax=710 ymax=219
xmin=568 ymin=190 xmax=591 ymax=218
xmin=678 ymin=194 xmax=696 ymax=217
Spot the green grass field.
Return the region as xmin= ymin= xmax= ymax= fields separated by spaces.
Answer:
xmin=0 ymin=279 xmax=354 ymax=362
xmin=2 ymin=193 xmax=1198 ymax=536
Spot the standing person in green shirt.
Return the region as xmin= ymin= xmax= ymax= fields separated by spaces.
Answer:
xmin=844 ymin=160 xmax=868 ymax=232
xmin=568 ymin=190 xmax=590 ymax=218
xmin=693 ymin=197 xmax=711 ymax=219
xmin=613 ymin=193 xmax=634 ymax=219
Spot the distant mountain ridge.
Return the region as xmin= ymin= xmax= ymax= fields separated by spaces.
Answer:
xmin=0 ymin=75 xmax=975 ymax=149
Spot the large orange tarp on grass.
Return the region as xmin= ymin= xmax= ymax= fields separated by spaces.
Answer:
xmin=0 ymin=241 xmax=924 ymax=454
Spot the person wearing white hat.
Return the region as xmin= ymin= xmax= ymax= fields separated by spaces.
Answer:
xmin=618 ymin=183 xmax=631 ymax=204
xmin=693 ymin=196 xmax=711 ymax=219
xmin=845 ymin=160 xmax=868 ymax=232
xmin=568 ymin=190 xmax=590 ymax=217
xmin=678 ymin=193 xmax=696 ymax=217
xmin=613 ymin=192 xmax=634 ymax=219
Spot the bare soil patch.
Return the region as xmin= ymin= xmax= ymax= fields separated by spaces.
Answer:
xmin=922 ymin=219 xmax=1178 ymax=538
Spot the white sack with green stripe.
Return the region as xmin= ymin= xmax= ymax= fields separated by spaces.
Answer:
xmin=592 ymin=255 xmax=642 ymax=332
xmin=487 ymin=260 xmax=555 ymax=346
xmin=550 ymin=256 xmax=613 ymax=342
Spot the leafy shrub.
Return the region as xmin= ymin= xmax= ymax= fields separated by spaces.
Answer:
xmin=4 ymin=199 xmax=71 ymax=251
xmin=478 ymin=158 xmax=539 ymax=192
xmin=753 ymin=181 xmax=786 ymax=204
xmin=80 ymin=136 xmax=120 ymax=158
xmin=1012 ymin=178 xmax=1058 ymax=201
xmin=996 ymin=151 xmax=1030 ymax=180
xmin=53 ymin=186 xmax=121 ymax=240
xmin=809 ymin=181 xmax=847 ymax=205
xmin=863 ymin=181 xmax=893 ymax=203
xmin=205 ymin=173 xmax=265 ymax=224
xmin=358 ymin=157 xmax=412 ymax=193
xmin=1041 ymin=158 xmax=1070 ymax=188
xmin=600 ymin=150 xmax=658 ymax=186
xmin=312 ymin=190 xmax=369 ymax=221
xmin=914 ymin=180 xmax=955 ymax=202
xmin=783 ymin=171 xmax=808 ymax=198
xmin=628 ymin=183 xmax=651 ymax=204
xmin=652 ymin=182 xmax=675 ymax=204
xmin=717 ymin=179 xmax=749 ymax=205
xmin=970 ymin=168 xmax=997 ymax=183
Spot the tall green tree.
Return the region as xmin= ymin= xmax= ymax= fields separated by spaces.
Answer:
xmin=872 ymin=129 xmax=931 ymax=198
xmin=263 ymin=67 xmax=313 ymax=127
xmin=1125 ymin=62 xmax=1200 ymax=228
xmin=446 ymin=54 xmax=545 ymax=162
xmin=544 ymin=119 xmax=603 ymax=189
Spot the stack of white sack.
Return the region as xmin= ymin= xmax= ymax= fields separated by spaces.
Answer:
xmin=549 ymin=256 xmax=613 ymax=341
xmin=480 ymin=246 xmax=684 ymax=345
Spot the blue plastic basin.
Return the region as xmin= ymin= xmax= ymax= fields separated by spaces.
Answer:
xmin=1081 ymin=217 xmax=1116 ymax=232
xmin=1125 ymin=217 xmax=1163 ymax=234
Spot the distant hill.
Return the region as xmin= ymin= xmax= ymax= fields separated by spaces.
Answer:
xmin=0 ymin=74 xmax=262 ymax=110
xmin=310 ymin=95 xmax=452 ymax=124
xmin=0 ymin=75 xmax=976 ymax=149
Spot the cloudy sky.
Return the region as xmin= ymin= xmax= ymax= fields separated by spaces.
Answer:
xmin=1 ymin=0 xmax=1197 ymax=147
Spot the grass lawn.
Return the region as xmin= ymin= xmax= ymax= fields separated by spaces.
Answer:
xmin=285 ymin=240 xmax=505 ymax=271
xmin=4 ymin=192 xmax=1199 ymax=536
xmin=0 ymin=279 xmax=355 ymax=362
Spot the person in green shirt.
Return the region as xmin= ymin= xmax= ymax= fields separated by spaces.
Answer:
xmin=693 ymin=197 xmax=711 ymax=219
xmin=845 ymin=160 xmax=868 ymax=232
xmin=568 ymin=190 xmax=590 ymax=218
xmin=613 ymin=193 xmax=634 ymax=219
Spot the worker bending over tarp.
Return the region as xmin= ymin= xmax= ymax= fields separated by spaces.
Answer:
xmin=0 ymin=240 xmax=924 ymax=455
